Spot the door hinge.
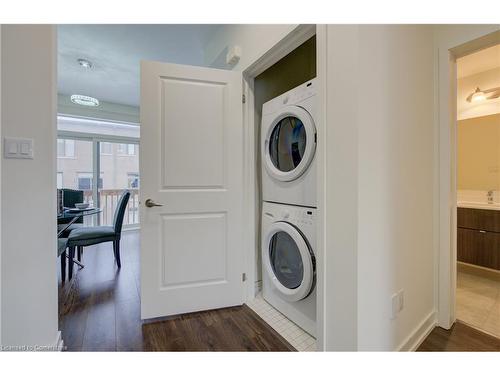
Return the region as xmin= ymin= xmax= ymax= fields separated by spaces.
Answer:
xmin=242 ymin=94 xmax=246 ymax=104
xmin=242 ymin=273 xmax=247 ymax=282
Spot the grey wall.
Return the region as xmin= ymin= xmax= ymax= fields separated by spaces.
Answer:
xmin=1 ymin=25 xmax=58 ymax=348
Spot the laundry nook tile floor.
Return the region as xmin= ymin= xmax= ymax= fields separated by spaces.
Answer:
xmin=246 ymin=293 xmax=316 ymax=351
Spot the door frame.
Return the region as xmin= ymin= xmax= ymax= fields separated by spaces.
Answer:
xmin=436 ymin=27 xmax=500 ymax=329
xmin=240 ymin=24 xmax=325 ymax=349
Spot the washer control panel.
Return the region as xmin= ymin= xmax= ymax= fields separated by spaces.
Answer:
xmin=277 ymin=207 xmax=314 ymax=226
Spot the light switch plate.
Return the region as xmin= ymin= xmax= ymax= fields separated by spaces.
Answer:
xmin=4 ymin=137 xmax=34 ymax=159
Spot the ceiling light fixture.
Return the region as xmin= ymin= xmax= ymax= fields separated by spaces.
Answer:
xmin=77 ymin=58 xmax=93 ymax=69
xmin=70 ymin=94 xmax=100 ymax=107
xmin=72 ymin=58 xmax=99 ymax=107
xmin=466 ymin=86 xmax=500 ymax=103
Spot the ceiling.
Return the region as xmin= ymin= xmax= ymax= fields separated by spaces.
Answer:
xmin=457 ymin=44 xmax=500 ymax=78
xmin=58 ymin=25 xmax=221 ymax=107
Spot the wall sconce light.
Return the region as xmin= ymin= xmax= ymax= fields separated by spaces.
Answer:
xmin=466 ymin=86 xmax=500 ymax=103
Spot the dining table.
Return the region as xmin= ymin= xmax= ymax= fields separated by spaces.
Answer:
xmin=57 ymin=207 xmax=102 ymax=237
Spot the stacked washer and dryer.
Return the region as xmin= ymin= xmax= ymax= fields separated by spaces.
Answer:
xmin=260 ymin=79 xmax=317 ymax=337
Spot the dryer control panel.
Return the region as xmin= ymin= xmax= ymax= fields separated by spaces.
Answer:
xmin=281 ymin=82 xmax=315 ymax=106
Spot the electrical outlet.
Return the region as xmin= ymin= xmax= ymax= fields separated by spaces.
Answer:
xmin=398 ymin=289 xmax=404 ymax=312
xmin=391 ymin=293 xmax=399 ymax=319
xmin=391 ymin=289 xmax=405 ymax=319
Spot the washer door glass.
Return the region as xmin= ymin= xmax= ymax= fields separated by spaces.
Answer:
xmin=269 ymin=116 xmax=307 ymax=173
xmin=269 ymin=230 xmax=304 ymax=289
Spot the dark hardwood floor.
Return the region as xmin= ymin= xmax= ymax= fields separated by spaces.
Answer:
xmin=417 ymin=321 xmax=500 ymax=351
xmin=58 ymin=231 xmax=294 ymax=351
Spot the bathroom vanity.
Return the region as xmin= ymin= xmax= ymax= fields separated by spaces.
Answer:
xmin=457 ymin=205 xmax=500 ymax=270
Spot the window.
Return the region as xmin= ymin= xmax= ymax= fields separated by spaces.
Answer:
xmin=57 ymin=139 xmax=75 ymax=158
xmin=127 ymin=173 xmax=140 ymax=188
xmin=57 ymin=172 xmax=63 ymax=189
xmin=77 ymin=173 xmax=92 ymax=190
xmin=118 ymin=143 xmax=136 ymax=156
xmin=77 ymin=172 xmax=103 ymax=190
xmin=100 ymin=142 xmax=112 ymax=155
xmin=100 ymin=143 xmax=139 ymax=226
xmin=57 ymin=116 xmax=140 ymax=227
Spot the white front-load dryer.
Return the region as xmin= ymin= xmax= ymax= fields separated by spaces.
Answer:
xmin=261 ymin=79 xmax=317 ymax=208
xmin=261 ymin=201 xmax=316 ymax=337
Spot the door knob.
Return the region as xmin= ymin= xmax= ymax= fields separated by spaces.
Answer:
xmin=145 ymin=198 xmax=163 ymax=208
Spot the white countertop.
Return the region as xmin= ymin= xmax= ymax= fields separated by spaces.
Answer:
xmin=457 ymin=202 xmax=500 ymax=211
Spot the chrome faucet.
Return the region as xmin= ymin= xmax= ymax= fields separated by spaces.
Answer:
xmin=487 ymin=190 xmax=494 ymax=204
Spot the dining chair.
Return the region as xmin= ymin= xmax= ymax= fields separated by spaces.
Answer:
xmin=66 ymin=190 xmax=130 ymax=279
xmin=58 ymin=188 xmax=85 ymax=237
xmin=58 ymin=237 xmax=68 ymax=282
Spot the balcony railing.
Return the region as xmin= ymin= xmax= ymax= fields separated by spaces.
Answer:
xmin=83 ymin=188 xmax=140 ymax=226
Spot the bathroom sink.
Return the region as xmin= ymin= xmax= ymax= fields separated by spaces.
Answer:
xmin=457 ymin=201 xmax=500 ymax=210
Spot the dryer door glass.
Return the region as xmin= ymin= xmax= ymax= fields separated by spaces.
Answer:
xmin=269 ymin=116 xmax=306 ymax=172
xmin=269 ymin=231 xmax=304 ymax=289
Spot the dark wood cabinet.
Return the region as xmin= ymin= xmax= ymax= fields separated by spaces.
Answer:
xmin=457 ymin=207 xmax=500 ymax=233
xmin=457 ymin=208 xmax=500 ymax=270
xmin=484 ymin=231 xmax=500 ymax=270
xmin=457 ymin=228 xmax=499 ymax=269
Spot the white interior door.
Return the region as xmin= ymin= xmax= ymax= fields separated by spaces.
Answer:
xmin=140 ymin=61 xmax=244 ymax=319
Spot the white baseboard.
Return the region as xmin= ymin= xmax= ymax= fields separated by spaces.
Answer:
xmin=54 ymin=331 xmax=63 ymax=352
xmin=397 ymin=311 xmax=436 ymax=351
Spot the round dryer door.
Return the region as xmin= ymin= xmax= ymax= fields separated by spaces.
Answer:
xmin=263 ymin=105 xmax=316 ymax=182
xmin=263 ymin=221 xmax=315 ymax=302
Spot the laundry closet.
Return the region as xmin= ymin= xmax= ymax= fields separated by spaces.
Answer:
xmin=246 ymin=35 xmax=318 ymax=350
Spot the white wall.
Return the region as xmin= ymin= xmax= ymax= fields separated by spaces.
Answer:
xmin=204 ymin=24 xmax=297 ymax=71
xmin=356 ymin=25 xmax=435 ymax=351
xmin=1 ymin=25 xmax=58 ymax=348
xmin=321 ymin=25 xmax=435 ymax=351
xmin=0 ymin=24 xmax=2 ymax=344
xmin=320 ymin=25 xmax=360 ymax=351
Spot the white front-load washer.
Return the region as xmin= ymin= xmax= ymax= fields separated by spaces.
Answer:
xmin=261 ymin=201 xmax=316 ymax=337
xmin=261 ymin=79 xmax=317 ymax=208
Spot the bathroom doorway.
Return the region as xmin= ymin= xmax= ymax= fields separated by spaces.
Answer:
xmin=454 ymin=43 xmax=500 ymax=338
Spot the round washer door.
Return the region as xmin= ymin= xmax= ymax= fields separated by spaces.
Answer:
xmin=263 ymin=221 xmax=314 ymax=302
xmin=263 ymin=105 xmax=316 ymax=182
